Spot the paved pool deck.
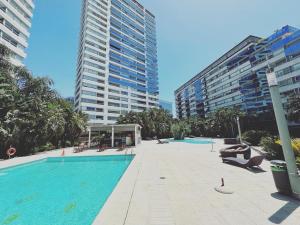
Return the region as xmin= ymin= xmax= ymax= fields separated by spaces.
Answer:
xmin=94 ymin=139 xmax=300 ymax=225
xmin=1 ymin=139 xmax=300 ymax=225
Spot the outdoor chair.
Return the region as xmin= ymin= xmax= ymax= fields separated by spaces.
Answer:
xmin=98 ymin=144 xmax=109 ymax=152
xmin=73 ymin=143 xmax=86 ymax=153
xmin=219 ymin=144 xmax=251 ymax=159
xmin=157 ymin=138 xmax=169 ymax=144
xmin=117 ymin=144 xmax=127 ymax=152
xmin=222 ymin=155 xmax=265 ymax=168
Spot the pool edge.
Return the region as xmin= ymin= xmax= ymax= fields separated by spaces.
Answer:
xmin=92 ymin=151 xmax=142 ymax=225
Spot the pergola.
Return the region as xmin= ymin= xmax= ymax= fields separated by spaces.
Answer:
xmin=87 ymin=124 xmax=142 ymax=148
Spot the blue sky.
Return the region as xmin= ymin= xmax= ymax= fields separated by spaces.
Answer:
xmin=25 ymin=0 xmax=300 ymax=104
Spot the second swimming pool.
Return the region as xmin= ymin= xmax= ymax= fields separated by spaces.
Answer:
xmin=169 ymin=138 xmax=214 ymax=144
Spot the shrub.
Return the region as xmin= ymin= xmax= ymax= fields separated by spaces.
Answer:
xmin=242 ymin=130 xmax=269 ymax=146
xmin=292 ymin=139 xmax=300 ymax=156
xmin=261 ymin=137 xmax=300 ymax=160
xmin=296 ymin=156 xmax=300 ymax=168
xmin=276 ymin=138 xmax=300 ymax=156
xmin=64 ymin=141 xmax=72 ymax=147
xmin=34 ymin=143 xmax=55 ymax=153
xmin=171 ymin=122 xmax=191 ymax=140
xmin=260 ymin=136 xmax=284 ymax=160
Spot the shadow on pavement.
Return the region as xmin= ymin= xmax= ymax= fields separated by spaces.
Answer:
xmin=268 ymin=192 xmax=300 ymax=224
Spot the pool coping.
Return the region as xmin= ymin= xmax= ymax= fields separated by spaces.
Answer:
xmin=92 ymin=148 xmax=143 ymax=225
xmin=0 ymin=158 xmax=47 ymax=172
xmin=0 ymin=147 xmax=73 ymax=170
xmin=0 ymin=155 xmax=135 ymax=171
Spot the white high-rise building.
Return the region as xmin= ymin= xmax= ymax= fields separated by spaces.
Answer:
xmin=75 ymin=0 xmax=159 ymax=125
xmin=0 ymin=0 xmax=34 ymax=66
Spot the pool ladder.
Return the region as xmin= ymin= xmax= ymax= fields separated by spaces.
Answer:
xmin=125 ymin=147 xmax=133 ymax=155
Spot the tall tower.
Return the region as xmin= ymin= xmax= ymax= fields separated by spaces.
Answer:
xmin=75 ymin=0 xmax=159 ymax=125
xmin=0 ymin=0 xmax=35 ymax=66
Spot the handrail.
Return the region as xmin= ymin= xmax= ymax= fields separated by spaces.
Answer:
xmin=124 ymin=147 xmax=134 ymax=155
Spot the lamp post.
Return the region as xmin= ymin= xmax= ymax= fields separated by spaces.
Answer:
xmin=237 ymin=116 xmax=242 ymax=144
xmin=267 ymin=72 xmax=300 ymax=198
xmin=88 ymin=127 xmax=91 ymax=148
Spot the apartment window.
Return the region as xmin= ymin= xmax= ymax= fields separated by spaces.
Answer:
xmin=83 ymin=68 xmax=105 ymax=77
xmin=108 ymin=110 xmax=120 ymax=114
xmin=82 ymin=82 xmax=104 ymax=90
xmin=109 ymin=89 xmax=120 ymax=94
xmin=81 ymin=98 xmax=97 ymax=104
xmin=85 ymin=47 xmax=106 ymax=58
xmin=108 ymin=116 xmax=118 ymax=121
xmin=108 ymin=95 xmax=120 ymax=100
xmin=83 ymin=75 xmax=105 ymax=83
xmin=88 ymin=115 xmax=104 ymax=120
xmin=85 ymin=54 xmax=106 ymax=64
xmin=84 ymin=61 xmax=106 ymax=71
xmin=121 ymin=97 xmax=128 ymax=102
xmin=83 ymin=106 xmax=104 ymax=112
xmin=82 ymin=90 xmax=97 ymax=97
xmin=108 ymin=102 xmax=120 ymax=107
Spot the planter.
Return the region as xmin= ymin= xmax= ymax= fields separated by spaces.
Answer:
xmin=270 ymin=160 xmax=292 ymax=195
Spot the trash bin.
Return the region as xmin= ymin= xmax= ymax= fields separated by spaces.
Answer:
xmin=270 ymin=160 xmax=292 ymax=195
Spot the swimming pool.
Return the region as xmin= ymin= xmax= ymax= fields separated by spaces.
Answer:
xmin=169 ymin=138 xmax=214 ymax=144
xmin=0 ymin=155 xmax=134 ymax=225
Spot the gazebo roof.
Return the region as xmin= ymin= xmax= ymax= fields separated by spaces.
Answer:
xmin=88 ymin=124 xmax=142 ymax=132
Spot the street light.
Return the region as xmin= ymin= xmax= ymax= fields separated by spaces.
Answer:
xmin=237 ymin=116 xmax=242 ymax=144
xmin=267 ymin=71 xmax=300 ymax=198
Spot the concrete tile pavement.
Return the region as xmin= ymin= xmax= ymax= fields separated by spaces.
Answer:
xmin=96 ymin=139 xmax=300 ymax=225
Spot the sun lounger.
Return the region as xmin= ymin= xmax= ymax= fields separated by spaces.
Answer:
xmin=73 ymin=142 xmax=88 ymax=153
xmin=222 ymin=155 xmax=265 ymax=168
xmin=220 ymin=144 xmax=251 ymax=159
xmin=98 ymin=144 xmax=109 ymax=152
xmin=157 ymin=138 xmax=169 ymax=144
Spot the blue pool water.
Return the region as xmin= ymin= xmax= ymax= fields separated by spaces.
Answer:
xmin=170 ymin=138 xmax=214 ymax=144
xmin=0 ymin=155 xmax=134 ymax=225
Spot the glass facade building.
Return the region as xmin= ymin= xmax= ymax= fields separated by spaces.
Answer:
xmin=0 ymin=0 xmax=35 ymax=66
xmin=75 ymin=0 xmax=159 ymax=124
xmin=175 ymin=26 xmax=300 ymax=119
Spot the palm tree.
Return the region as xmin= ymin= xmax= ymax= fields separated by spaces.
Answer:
xmin=211 ymin=108 xmax=244 ymax=138
xmin=0 ymin=44 xmax=88 ymax=158
xmin=117 ymin=108 xmax=173 ymax=139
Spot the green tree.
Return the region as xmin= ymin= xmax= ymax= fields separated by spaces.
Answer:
xmin=185 ymin=116 xmax=207 ymax=137
xmin=171 ymin=120 xmax=191 ymax=140
xmin=148 ymin=108 xmax=172 ymax=138
xmin=59 ymin=100 xmax=88 ymax=147
xmin=0 ymin=44 xmax=87 ymax=158
xmin=117 ymin=108 xmax=173 ymax=139
xmin=210 ymin=107 xmax=244 ymax=138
